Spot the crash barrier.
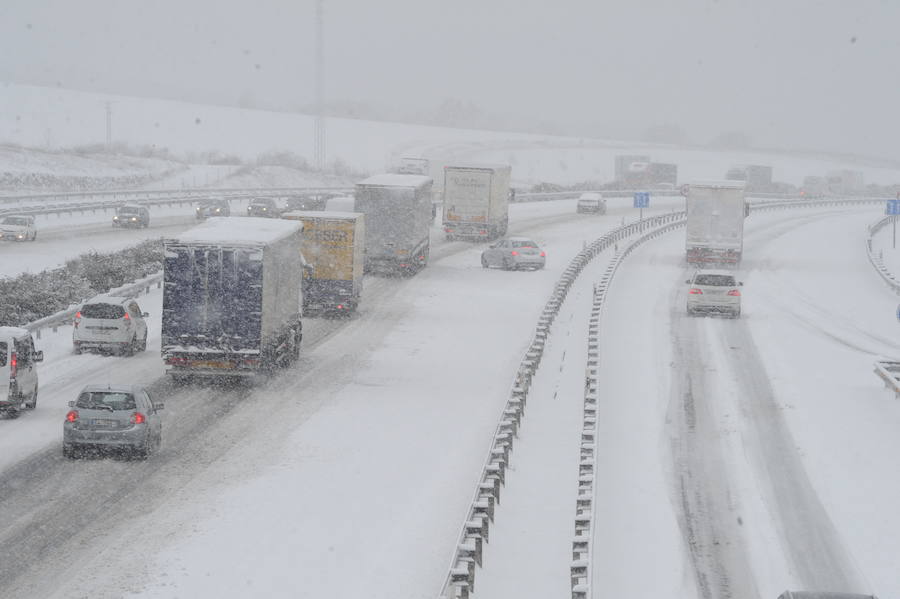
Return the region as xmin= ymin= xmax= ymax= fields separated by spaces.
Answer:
xmin=865 ymin=215 xmax=900 ymax=295
xmin=873 ymin=360 xmax=900 ymax=398
xmin=437 ymin=211 xmax=685 ymax=599
xmin=0 ymin=187 xmax=353 ymax=218
xmin=569 ymin=217 xmax=686 ymax=598
xmin=25 ymin=271 xmax=163 ymax=340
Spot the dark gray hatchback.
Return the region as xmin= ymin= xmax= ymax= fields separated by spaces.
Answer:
xmin=63 ymin=384 xmax=163 ymax=459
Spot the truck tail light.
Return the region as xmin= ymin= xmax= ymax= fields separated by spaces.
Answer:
xmin=540 ymin=251 xmax=546 ymax=257
xmin=727 ymin=289 xmax=741 ymax=296
xmin=689 ymin=288 xmax=703 ymax=294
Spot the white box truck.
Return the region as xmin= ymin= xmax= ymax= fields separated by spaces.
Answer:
xmin=161 ymin=218 xmax=304 ymax=380
xmin=355 ymin=174 xmax=433 ymax=275
xmin=685 ymin=180 xmax=747 ymax=265
xmin=442 ymin=163 xmax=511 ymax=241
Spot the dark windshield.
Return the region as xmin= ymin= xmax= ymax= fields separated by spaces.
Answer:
xmin=694 ymin=274 xmax=736 ymax=286
xmin=117 ymin=207 xmax=141 ymax=215
xmin=76 ymin=391 xmax=136 ymax=410
xmin=81 ymin=303 xmax=125 ymax=319
xmin=2 ymin=217 xmax=28 ymax=226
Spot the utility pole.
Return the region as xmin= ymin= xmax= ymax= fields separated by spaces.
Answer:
xmin=314 ymin=0 xmax=326 ymax=170
xmin=105 ymin=102 xmax=113 ymax=149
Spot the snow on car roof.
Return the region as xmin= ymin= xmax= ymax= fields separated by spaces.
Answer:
xmin=689 ymin=179 xmax=746 ymax=189
xmin=174 ymin=217 xmax=302 ymax=245
xmin=357 ymin=173 xmax=432 ymax=188
xmin=282 ymin=210 xmax=363 ymax=220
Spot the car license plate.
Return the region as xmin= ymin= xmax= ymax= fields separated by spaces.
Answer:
xmin=92 ymin=419 xmax=117 ymax=428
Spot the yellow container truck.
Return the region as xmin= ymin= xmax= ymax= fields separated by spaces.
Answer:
xmin=283 ymin=211 xmax=365 ymax=314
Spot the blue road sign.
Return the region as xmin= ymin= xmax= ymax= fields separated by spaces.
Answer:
xmin=633 ymin=192 xmax=650 ymax=208
xmin=886 ymin=199 xmax=900 ymax=215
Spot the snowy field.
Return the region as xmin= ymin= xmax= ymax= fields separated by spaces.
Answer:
xmin=4 ymin=82 xmax=900 ymax=186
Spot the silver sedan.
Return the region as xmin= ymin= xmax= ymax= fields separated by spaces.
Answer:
xmin=481 ymin=237 xmax=546 ymax=270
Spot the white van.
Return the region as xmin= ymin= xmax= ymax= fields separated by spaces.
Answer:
xmin=0 ymin=327 xmax=44 ymax=416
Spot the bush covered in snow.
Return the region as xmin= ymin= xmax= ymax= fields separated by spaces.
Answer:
xmin=0 ymin=240 xmax=163 ymax=327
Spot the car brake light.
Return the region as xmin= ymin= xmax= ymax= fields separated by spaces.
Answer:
xmin=727 ymin=289 xmax=741 ymax=296
xmin=540 ymin=251 xmax=546 ymax=257
xmin=337 ymin=304 xmax=344 ymax=310
xmin=689 ymin=288 xmax=703 ymax=294
xmin=10 ymin=351 xmax=17 ymax=378
xmin=131 ymin=412 xmax=146 ymax=424
xmin=123 ymin=312 xmax=131 ymax=321
xmin=511 ymin=251 xmax=519 ymax=256
xmin=75 ymin=311 xmax=82 ymax=320
xmin=66 ymin=410 xmax=79 ymax=422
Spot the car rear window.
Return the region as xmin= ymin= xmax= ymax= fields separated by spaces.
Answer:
xmin=76 ymin=391 xmax=136 ymax=411
xmin=694 ymin=274 xmax=736 ymax=286
xmin=0 ymin=342 xmax=6 ymax=367
xmin=511 ymin=240 xmax=538 ymax=248
xmin=81 ymin=303 xmax=126 ymax=319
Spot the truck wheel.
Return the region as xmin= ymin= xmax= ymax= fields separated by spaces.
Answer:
xmin=63 ymin=444 xmax=76 ymax=459
xmin=26 ymin=385 xmax=37 ymax=410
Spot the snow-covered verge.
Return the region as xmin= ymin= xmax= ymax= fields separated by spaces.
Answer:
xmin=4 ymin=82 xmax=900 ymax=187
xmin=0 ymin=239 xmax=161 ymax=326
xmin=213 ymin=165 xmax=354 ymax=190
xmin=0 ymin=144 xmax=185 ymax=194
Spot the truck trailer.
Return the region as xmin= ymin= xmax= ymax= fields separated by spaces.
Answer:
xmin=685 ymin=180 xmax=747 ymax=265
xmin=442 ymin=163 xmax=511 ymax=240
xmin=283 ymin=211 xmax=365 ymax=314
xmin=161 ymin=217 xmax=304 ymax=380
xmin=354 ymin=174 xmax=433 ymax=275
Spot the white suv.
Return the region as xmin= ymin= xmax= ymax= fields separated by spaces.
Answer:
xmin=686 ymin=270 xmax=743 ymax=318
xmin=73 ymin=295 xmax=149 ymax=356
xmin=0 ymin=327 xmax=44 ymax=416
xmin=576 ymin=192 xmax=606 ymax=214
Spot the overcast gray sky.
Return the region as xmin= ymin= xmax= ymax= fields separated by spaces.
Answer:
xmin=1 ymin=0 xmax=898 ymax=159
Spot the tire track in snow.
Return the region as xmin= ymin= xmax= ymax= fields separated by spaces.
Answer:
xmin=668 ymin=297 xmax=760 ymax=599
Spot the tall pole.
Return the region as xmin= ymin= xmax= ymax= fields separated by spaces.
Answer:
xmin=105 ymin=102 xmax=112 ymax=149
xmin=314 ymin=0 xmax=326 ymax=170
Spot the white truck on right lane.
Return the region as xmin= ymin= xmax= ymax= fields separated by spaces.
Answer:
xmin=685 ymin=180 xmax=747 ymax=265
xmin=442 ymin=163 xmax=511 ymax=241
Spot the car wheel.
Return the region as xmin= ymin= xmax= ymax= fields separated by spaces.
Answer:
xmin=31 ymin=231 xmax=37 ymax=241
xmin=26 ymin=385 xmax=37 ymax=410
xmin=123 ymin=336 xmax=136 ymax=357
xmin=481 ymin=255 xmax=488 ymax=268
xmin=502 ymin=257 xmax=513 ymax=270
xmin=139 ymin=333 xmax=148 ymax=352
xmin=733 ymin=309 xmax=741 ymax=319
xmin=134 ymin=440 xmax=151 ymax=460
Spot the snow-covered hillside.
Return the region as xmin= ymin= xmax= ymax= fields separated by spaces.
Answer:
xmin=4 ymin=82 xmax=900 ymax=186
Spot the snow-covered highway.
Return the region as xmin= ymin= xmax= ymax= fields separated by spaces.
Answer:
xmin=1 ymin=197 xmax=898 ymax=599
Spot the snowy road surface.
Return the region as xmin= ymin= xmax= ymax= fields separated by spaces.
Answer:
xmin=1 ymin=201 xmax=898 ymax=598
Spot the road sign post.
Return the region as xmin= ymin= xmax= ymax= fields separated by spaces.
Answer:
xmin=633 ymin=191 xmax=650 ymax=220
xmin=885 ymin=199 xmax=900 ymax=249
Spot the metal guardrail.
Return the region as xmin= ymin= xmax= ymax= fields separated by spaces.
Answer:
xmin=437 ymin=211 xmax=685 ymax=599
xmin=25 ymin=271 xmax=163 ymax=339
xmin=865 ymin=215 xmax=900 ymax=295
xmin=873 ymin=360 xmax=900 ymax=398
xmin=0 ymin=187 xmax=353 ymax=218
